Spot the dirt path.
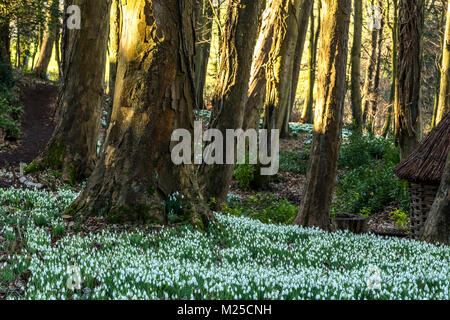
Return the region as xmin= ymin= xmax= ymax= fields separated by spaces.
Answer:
xmin=0 ymin=81 xmax=58 ymax=167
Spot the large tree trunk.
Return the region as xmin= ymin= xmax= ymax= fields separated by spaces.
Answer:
xmin=243 ymin=0 xmax=281 ymax=131
xmin=200 ymin=0 xmax=266 ymax=205
xmin=27 ymin=0 xmax=111 ymax=184
xmin=193 ymin=0 xmax=213 ymax=109
xmin=68 ymin=0 xmax=214 ymax=228
xmin=435 ymin=1 xmax=450 ymax=125
xmin=350 ymin=0 xmax=363 ymax=132
xmin=293 ymin=0 xmax=351 ymax=230
xmin=422 ymin=150 xmax=450 ymax=245
xmin=34 ymin=0 xmax=59 ymax=79
xmin=300 ymin=1 xmax=320 ymax=124
xmin=395 ymin=0 xmax=424 ymax=160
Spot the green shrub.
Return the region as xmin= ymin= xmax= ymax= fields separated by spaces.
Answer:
xmin=389 ymin=208 xmax=410 ymax=231
xmin=333 ymin=161 xmax=409 ymax=216
xmin=0 ymin=63 xmax=22 ymax=139
xmin=338 ymin=133 xmax=399 ymax=169
xmin=223 ymin=193 xmax=298 ymax=225
xmin=279 ymin=147 xmax=309 ymax=174
xmin=233 ymin=162 xmax=256 ymax=190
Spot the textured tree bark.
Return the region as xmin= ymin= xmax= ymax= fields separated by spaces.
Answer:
xmin=293 ymin=0 xmax=351 ymax=230
xmin=395 ymin=0 xmax=424 ymax=160
xmin=435 ymin=1 xmax=450 ymax=125
xmin=382 ymin=0 xmax=398 ymax=137
xmin=68 ymin=0 xmax=214 ymax=228
xmin=367 ymin=6 xmax=384 ymax=133
xmin=28 ymin=0 xmax=111 ymax=184
xmin=422 ymin=151 xmax=450 ymax=245
xmin=108 ymin=0 xmax=121 ymax=102
xmin=34 ymin=0 xmax=59 ymax=79
xmin=350 ymin=0 xmax=363 ymax=131
xmin=243 ymin=0 xmax=281 ymax=131
xmin=200 ymin=0 xmax=266 ymax=205
xmin=193 ymin=0 xmax=213 ymax=110
xmin=362 ymin=0 xmax=378 ymax=126
xmin=300 ymin=1 xmax=320 ymax=124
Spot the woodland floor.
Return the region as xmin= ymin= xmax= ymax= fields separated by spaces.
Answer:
xmin=0 ymin=75 xmax=405 ymax=238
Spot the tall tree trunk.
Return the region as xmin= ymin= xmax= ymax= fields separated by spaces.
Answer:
xmin=362 ymin=0 xmax=379 ymax=126
xmin=301 ymin=1 xmax=320 ymax=124
xmin=27 ymin=0 xmax=111 ymax=184
xmin=200 ymin=0 xmax=266 ymax=205
xmin=283 ymin=0 xmax=314 ymax=133
xmin=34 ymin=0 xmax=59 ymax=79
xmin=107 ymin=0 xmax=121 ymax=127
xmin=435 ymin=1 xmax=450 ymax=125
xmin=382 ymin=0 xmax=398 ymax=137
xmin=422 ymin=150 xmax=450 ymax=245
xmin=243 ymin=0 xmax=281 ymax=130
xmin=293 ymin=0 xmax=351 ymax=230
xmin=264 ymin=0 xmax=310 ymax=137
xmin=350 ymin=0 xmax=363 ymax=131
xmin=367 ymin=4 xmax=384 ymax=133
xmin=194 ymin=0 xmax=213 ymax=109
xmin=68 ymin=0 xmax=214 ymax=228
xmin=395 ymin=0 xmax=424 ymax=160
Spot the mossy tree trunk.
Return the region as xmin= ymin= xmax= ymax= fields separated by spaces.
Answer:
xmin=243 ymin=0 xmax=281 ymax=130
xmin=28 ymin=0 xmax=111 ymax=183
xmin=200 ymin=0 xmax=266 ymax=205
xmin=293 ymin=0 xmax=351 ymax=230
xmin=301 ymin=0 xmax=320 ymax=124
xmin=435 ymin=1 xmax=450 ymax=125
xmin=68 ymin=0 xmax=214 ymax=228
xmin=422 ymin=150 xmax=450 ymax=245
xmin=34 ymin=0 xmax=59 ymax=79
xmin=395 ymin=0 xmax=424 ymax=160
xmin=350 ymin=0 xmax=363 ymax=132
xmin=194 ymin=0 xmax=213 ymax=110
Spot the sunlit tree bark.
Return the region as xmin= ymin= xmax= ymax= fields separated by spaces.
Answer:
xmin=28 ymin=0 xmax=111 ymax=184
xmin=301 ymin=0 xmax=320 ymax=124
xmin=34 ymin=0 xmax=59 ymax=79
xmin=294 ymin=0 xmax=352 ymax=230
xmin=194 ymin=0 xmax=213 ymax=109
xmin=200 ymin=0 xmax=266 ymax=205
xmin=68 ymin=0 xmax=214 ymax=227
xmin=435 ymin=1 xmax=450 ymax=124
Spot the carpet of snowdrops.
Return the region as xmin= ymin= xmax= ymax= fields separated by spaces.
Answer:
xmin=0 ymin=187 xmax=448 ymax=300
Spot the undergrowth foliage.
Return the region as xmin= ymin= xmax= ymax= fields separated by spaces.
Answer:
xmin=0 ymin=64 xmax=23 ymax=139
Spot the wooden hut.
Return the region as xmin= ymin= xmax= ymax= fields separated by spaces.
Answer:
xmin=395 ymin=112 xmax=450 ymax=239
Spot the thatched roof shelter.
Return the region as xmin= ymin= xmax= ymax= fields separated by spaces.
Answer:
xmin=395 ymin=111 xmax=450 ymax=185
